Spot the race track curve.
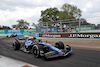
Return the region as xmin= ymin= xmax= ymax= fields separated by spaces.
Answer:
xmin=0 ymin=37 xmax=100 ymax=67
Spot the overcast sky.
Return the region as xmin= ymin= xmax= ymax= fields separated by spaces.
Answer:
xmin=0 ymin=0 xmax=100 ymax=28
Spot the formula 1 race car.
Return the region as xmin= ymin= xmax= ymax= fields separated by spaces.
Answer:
xmin=12 ymin=38 xmax=72 ymax=59
xmin=7 ymin=34 xmax=17 ymax=37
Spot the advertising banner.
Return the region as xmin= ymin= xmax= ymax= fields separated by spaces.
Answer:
xmin=36 ymin=33 xmax=39 ymax=37
xmin=39 ymin=32 xmax=100 ymax=38
xmin=22 ymin=32 xmax=30 ymax=34
xmin=22 ymin=29 xmax=36 ymax=34
xmin=0 ymin=29 xmax=36 ymax=36
xmin=74 ymin=27 xmax=93 ymax=31
xmin=22 ymin=29 xmax=36 ymax=32
xmin=40 ymin=28 xmax=56 ymax=32
xmin=0 ymin=30 xmax=6 ymax=33
xmin=6 ymin=29 xmax=22 ymax=33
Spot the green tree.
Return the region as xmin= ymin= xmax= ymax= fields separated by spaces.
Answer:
xmin=12 ymin=25 xmax=18 ymax=29
xmin=39 ymin=3 xmax=82 ymax=26
xmin=39 ymin=7 xmax=59 ymax=26
xmin=59 ymin=3 xmax=82 ymax=20
xmin=12 ymin=19 xmax=29 ymax=29
xmin=0 ymin=26 xmax=11 ymax=29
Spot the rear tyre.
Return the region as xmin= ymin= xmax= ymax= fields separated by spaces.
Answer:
xmin=16 ymin=34 xmax=17 ymax=36
xmin=43 ymin=46 xmax=50 ymax=53
xmin=6 ymin=35 xmax=8 ymax=37
xmin=12 ymin=42 xmax=20 ymax=50
xmin=55 ymin=41 xmax=64 ymax=49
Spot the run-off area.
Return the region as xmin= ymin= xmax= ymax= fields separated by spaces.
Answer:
xmin=0 ymin=55 xmax=38 ymax=67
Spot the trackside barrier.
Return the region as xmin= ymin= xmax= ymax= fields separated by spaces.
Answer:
xmin=0 ymin=29 xmax=39 ymax=37
xmin=0 ymin=33 xmax=39 ymax=37
xmin=39 ymin=32 xmax=100 ymax=38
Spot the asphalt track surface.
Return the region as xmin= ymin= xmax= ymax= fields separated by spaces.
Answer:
xmin=0 ymin=37 xmax=100 ymax=67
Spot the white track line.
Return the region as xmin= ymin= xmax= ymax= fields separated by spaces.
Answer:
xmin=0 ymin=55 xmax=38 ymax=67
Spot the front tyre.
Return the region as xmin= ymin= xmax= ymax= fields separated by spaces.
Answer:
xmin=43 ymin=46 xmax=49 ymax=53
xmin=33 ymin=45 xmax=41 ymax=58
xmin=66 ymin=45 xmax=71 ymax=51
xmin=55 ymin=41 xmax=64 ymax=49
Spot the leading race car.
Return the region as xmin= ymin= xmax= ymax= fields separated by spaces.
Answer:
xmin=12 ymin=38 xmax=72 ymax=59
xmin=7 ymin=33 xmax=17 ymax=38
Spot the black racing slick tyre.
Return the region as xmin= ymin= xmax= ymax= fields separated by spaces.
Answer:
xmin=55 ymin=41 xmax=64 ymax=49
xmin=43 ymin=46 xmax=50 ymax=53
xmin=12 ymin=42 xmax=20 ymax=50
xmin=15 ymin=34 xmax=17 ymax=36
xmin=66 ymin=45 xmax=71 ymax=51
xmin=33 ymin=45 xmax=42 ymax=58
xmin=6 ymin=35 xmax=8 ymax=37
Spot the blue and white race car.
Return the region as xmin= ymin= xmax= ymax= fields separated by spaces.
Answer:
xmin=12 ymin=38 xmax=72 ymax=59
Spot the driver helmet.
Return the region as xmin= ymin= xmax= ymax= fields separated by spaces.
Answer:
xmin=32 ymin=35 xmax=36 ymax=40
xmin=12 ymin=33 xmax=14 ymax=35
